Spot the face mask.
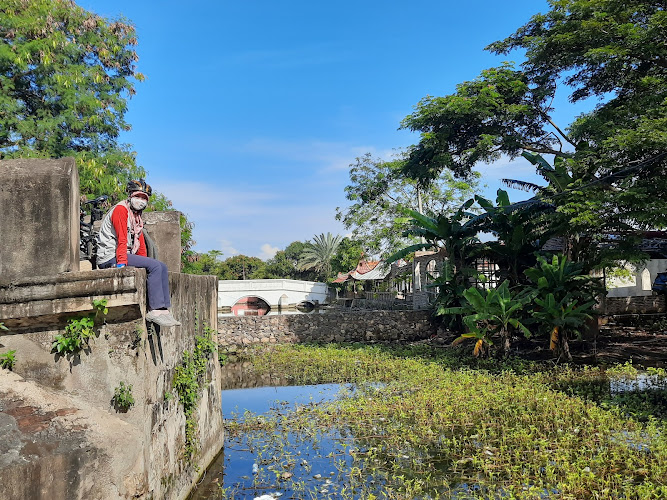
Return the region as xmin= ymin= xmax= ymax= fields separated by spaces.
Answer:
xmin=130 ymin=197 xmax=148 ymax=211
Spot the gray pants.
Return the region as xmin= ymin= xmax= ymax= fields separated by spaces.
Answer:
xmin=100 ymin=255 xmax=171 ymax=310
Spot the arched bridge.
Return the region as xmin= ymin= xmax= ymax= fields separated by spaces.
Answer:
xmin=218 ymin=279 xmax=329 ymax=315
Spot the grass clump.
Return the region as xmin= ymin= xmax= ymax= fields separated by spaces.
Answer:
xmin=225 ymin=344 xmax=667 ymax=499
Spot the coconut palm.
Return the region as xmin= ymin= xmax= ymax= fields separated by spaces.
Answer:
xmin=298 ymin=233 xmax=344 ymax=281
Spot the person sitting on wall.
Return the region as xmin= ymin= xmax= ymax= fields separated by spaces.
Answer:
xmin=96 ymin=179 xmax=181 ymax=327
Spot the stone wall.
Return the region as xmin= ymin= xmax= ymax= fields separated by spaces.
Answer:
xmin=0 ymin=268 xmax=222 ymax=500
xmin=0 ymin=157 xmax=79 ymax=281
xmin=604 ymin=295 xmax=666 ymax=315
xmin=217 ymin=310 xmax=436 ymax=346
xmin=143 ymin=211 xmax=182 ymax=273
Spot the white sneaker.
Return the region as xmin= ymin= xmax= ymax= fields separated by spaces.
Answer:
xmin=146 ymin=310 xmax=177 ymax=327
xmin=165 ymin=312 xmax=181 ymax=327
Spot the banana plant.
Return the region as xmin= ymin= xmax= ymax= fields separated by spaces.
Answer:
xmin=473 ymin=188 xmax=554 ymax=285
xmin=531 ymin=293 xmax=596 ymax=361
xmin=387 ymin=200 xmax=483 ymax=329
xmin=525 ymin=254 xmax=603 ymax=304
xmin=443 ymin=280 xmax=532 ymax=357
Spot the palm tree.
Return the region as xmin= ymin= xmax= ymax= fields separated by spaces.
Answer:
xmin=298 ymin=233 xmax=343 ymax=280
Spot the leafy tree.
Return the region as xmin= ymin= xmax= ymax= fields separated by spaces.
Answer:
xmin=298 ymin=233 xmax=343 ymax=281
xmin=400 ymin=64 xmax=558 ymax=183
xmin=400 ymin=0 xmax=667 ymax=245
xmin=262 ymin=241 xmax=318 ymax=280
xmin=0 ymin=0 xmax=143 ymax=155
xmin=336 ymin=152 xmax=480 ymax=258
xmin=182 ymin=250 xmax=224 ymax=276
xmin=0 ymin=0 xmax=149 ymax=201
xmin=218 ymin=255 xmax=266 ymax=281
xmin=263 ymin=250 xmax=298 ymax=279
xmin=330 ymin=237 xmax=365 ymax=277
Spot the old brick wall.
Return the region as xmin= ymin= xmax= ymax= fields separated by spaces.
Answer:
xmin=217 ymin=310 xmax=436 ymax=346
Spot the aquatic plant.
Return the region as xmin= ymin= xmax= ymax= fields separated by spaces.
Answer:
xmin=220 ymin=344 xmax=667 ymax=499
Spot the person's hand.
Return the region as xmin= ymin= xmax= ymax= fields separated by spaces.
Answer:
xmin=116 ymin=263 xmax=126 ymax=268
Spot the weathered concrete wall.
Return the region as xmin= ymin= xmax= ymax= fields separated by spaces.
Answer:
xmin=606 ymin=259 xmax=667 ymax=297
xmin=217 ymin=310 xmax=436 ymax=346
xmin=0 ymin=158 xmax=79 ymax=280
xmin=143 ymin=211 xmax=182 ymax=273
xmin=0 ymin=268 xmax=222 ymax=500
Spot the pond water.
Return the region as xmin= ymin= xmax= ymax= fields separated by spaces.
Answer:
xmin=189 ymin=383 xmax=358 ymax=500
xmin=189 ymin=367 xmax=667 ymax=500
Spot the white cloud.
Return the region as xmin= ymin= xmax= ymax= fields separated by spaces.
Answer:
xmin=218 ymin=239 xmax=239 ymax=257
xmin=258 ymin=243 xmax=280 ymax=260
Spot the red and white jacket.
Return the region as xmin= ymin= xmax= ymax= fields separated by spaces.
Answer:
xmin=96 ymin=202 xmax=146 ymax=266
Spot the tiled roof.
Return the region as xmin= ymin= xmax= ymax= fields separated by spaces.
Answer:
xmin=355 ymin=260 xmax=381 ymax=275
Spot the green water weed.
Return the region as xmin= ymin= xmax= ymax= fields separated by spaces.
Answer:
xmin=222 ymin=344 xmax=667 ymax=499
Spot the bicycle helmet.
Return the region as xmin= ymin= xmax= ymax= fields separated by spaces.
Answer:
xmin=126 ymin=178 xmax=152 ymax=197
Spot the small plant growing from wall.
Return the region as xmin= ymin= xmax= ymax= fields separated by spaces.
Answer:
xmin=0 ymin=323 xmax=16 ymax=370
xmin=52 ymin=299 xmax=108 ymax=356
xmin=173 ymin=329 xmax=217 ymax=462
xmin=112 ymin=381 xmax=135 ymax=412
xmin=0 ymin=350 xmax=16 ymax=371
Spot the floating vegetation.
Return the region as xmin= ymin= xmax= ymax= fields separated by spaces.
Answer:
xmin=208 ymin=344 xmax=667 ymax=499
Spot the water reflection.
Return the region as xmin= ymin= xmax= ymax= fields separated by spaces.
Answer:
xmin=218 ymin=306 xmax=329 ymax=318
xmin=189 ymin=384 xmax=352 ymax=500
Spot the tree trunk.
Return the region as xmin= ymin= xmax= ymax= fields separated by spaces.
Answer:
xmin=500 ymin=327 xmax=511 ymax=357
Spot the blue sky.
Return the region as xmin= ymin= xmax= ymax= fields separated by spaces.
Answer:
xmin=81 ymin=0 xmax=593 ymax=259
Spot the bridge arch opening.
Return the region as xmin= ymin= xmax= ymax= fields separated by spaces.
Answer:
xmin=296 ymin=300 xmax=315 ymax=312
xmin=231 ymin=296 xmax=271 ymax=316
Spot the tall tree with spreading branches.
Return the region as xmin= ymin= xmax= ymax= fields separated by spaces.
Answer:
xmin=400 ymin=0 xmax=667 ymax=255
xmin=336 ymin=152 xmax=480 ymax=259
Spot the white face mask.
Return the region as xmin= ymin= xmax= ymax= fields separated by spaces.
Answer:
xmin=130 ymin=197 xmax=148 ymax=211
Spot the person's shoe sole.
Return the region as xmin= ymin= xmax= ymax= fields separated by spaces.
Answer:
xmin=146 ymin=311 xmax=177 ymax=327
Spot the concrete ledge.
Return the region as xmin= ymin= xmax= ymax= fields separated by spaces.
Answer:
xmin=0 ymin=268 xmax=146 ymax=331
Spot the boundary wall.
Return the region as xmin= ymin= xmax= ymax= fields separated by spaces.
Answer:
xmin=217 ymin=310 xmax=436 ymax=346
xmin=0 ymin=268 xmax=221 ymax=500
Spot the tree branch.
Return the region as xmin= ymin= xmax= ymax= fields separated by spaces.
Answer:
xmin=521 ymin=144 xmax=571 ymax=157
xmin=541 ymin=112 xmax=578 ymax=148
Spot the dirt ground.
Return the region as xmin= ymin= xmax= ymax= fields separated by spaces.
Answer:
xmin=428 ymin=314 xmax=667 ymax=368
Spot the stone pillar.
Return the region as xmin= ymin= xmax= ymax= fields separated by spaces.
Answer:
xmin=0 ymin=157 xmax=79 ymax=281
xmin=142 ymin=211 xmax=182 ymax=273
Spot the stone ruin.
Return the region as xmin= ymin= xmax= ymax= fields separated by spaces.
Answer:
xmin=0 ymin=158 xmax=222 ymax=500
